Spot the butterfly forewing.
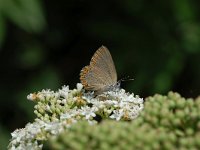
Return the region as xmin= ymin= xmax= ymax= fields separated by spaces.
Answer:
xmin=80 ymin=46 xmax=117 ymax=91
xmin=91 ymin=46 xmax=117 ymax=83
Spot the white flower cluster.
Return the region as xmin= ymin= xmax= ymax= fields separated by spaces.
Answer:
xmin=8 ymin=83 xmax=144 ymax=150
xmin=8 ymin=120 xmax=64 ymax=150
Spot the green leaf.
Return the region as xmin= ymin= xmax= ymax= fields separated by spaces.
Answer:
xmin=2 ymin=0 xmax=46 ymax=33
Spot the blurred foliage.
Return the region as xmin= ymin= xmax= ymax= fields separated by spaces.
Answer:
xmin=0 ymin=0 xmax=200 ymax=149
xmin=45 ymin=92 xmax=200 ymax=150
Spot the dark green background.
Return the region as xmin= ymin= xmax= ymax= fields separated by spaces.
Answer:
xmin=0 ymin=0 xmax=200 ymax=149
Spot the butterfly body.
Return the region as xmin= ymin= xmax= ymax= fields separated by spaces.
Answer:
xmin=80 ymin=46 xmax=119 ymax=94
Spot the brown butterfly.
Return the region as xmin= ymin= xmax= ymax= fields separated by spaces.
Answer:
xmin=80 ymin=46 xmax=120 ymax=94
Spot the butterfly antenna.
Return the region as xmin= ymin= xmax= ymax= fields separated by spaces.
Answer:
xmin=120 ymin=76 xmax=134 ymax=82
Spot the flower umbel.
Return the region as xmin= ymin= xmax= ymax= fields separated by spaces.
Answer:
xmin=8 ymin=83 xmax=143 ymax=149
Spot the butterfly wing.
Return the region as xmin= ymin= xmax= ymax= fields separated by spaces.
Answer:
xmin=80 ymin=46 xmax=117 ymax=91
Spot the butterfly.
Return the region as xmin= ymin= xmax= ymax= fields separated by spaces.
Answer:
xmin=80 ymin=46 xmax=120 ymax=94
